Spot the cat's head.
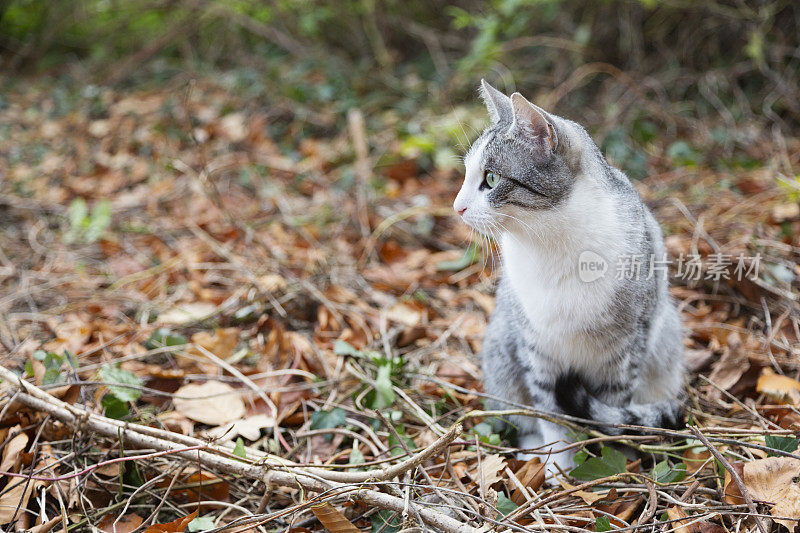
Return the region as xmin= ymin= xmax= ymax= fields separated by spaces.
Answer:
xmin=454 ymin=80 xmax=582 ymax=237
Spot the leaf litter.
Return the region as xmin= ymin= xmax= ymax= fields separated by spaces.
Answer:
xmin=0 ymin=76 xmax=798 ymax=532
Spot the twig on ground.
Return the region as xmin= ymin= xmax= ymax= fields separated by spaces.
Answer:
xmin=689 ymin=426 xmax=768 ymax=533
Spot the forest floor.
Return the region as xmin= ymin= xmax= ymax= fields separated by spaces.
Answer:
xmin=1 ymin=75 xmax=799 ymax=533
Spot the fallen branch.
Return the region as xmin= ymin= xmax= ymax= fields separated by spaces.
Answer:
xmin=689 ymin=425 xmax=768 ymax=533
xmin=0 ymin=366 xmax=474 ymax=533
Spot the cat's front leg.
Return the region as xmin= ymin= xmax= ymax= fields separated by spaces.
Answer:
xmin=516 ymin=420 xmax=575 ymax=481
xmin=537 ymin=421 xmax=576 ymax=478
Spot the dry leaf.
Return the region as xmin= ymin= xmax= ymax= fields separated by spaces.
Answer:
xmin=0 ymin=429 xmax=28 ymax=473
xmin=665 ymin=506 xmax=700 ymax=533
xmin=469 ymin=454 xmax=507 ymax=488
xmin=707 ymin=332 xmax=748 ymax=394
xmin=725 ymin=457 xmax=800 ymax=530
xmin=204 ymin=414 xmax=275 ymax=443
xmin=756 ymin=368 xmax=800 ymax=405
xmin=558 ymin=479 xmax=605 ymax=505
xmin=157 ymin=302 xmax=217 ymax=325
xmin=173 ymin=381 xmax=245 ymax=425
xmin=510 ymin=457 xmax=545 ymax=504
xmin=144 ymin=510 xmax=198 ymax=532
xmin=98 ymin=513 xmax=144 ymax=533
xmin=683 ymin=446 xmax=712 ymax=474
xmin=310 ymin=502 xmax=360 ymax=533
xmin=29 ymin=516 xmax=64 ymax=533
xmin=190 ymin=327 xmax=239 ymax=359
xmin=0 ymin=476 xmax=36 ymax=525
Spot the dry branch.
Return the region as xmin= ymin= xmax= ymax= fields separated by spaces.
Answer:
xmin=0 ymin=365 xmax=475 ymax=533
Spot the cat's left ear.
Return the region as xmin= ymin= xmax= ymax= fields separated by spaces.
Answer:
xmin=509 ymin=92 xmax=557 ymax=151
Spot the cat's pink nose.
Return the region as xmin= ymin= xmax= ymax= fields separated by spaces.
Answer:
xmin=457 ymin=207 xmax=467 ymax=216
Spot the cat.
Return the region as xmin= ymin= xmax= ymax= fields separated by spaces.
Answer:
xmin=454 ymin=80 xmax=685 ymax=477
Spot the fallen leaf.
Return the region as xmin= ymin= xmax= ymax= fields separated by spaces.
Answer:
xmin=0 ymin=476 xmax=36 ymax=525
xmin=706 ymin=332 xmax=748 ymax=395
xmin=98 ymin=513 xmax=144 ymax=533
xmin=173 ymin=381 xmax=246 ymax=425
xmin=558 ymin=479 xmax=606 ymax=504
xmin=144 ymin=510 xmax=198 ymax=532
xmin=469 ymin=454 xmax=507 ymax=488
xmin=157 ymin=303 xmax=217 ymax=325
xmin=190 ymin=328 xmax=239 ymax=359
xmin=0 ymin=429 xmax=28 ymax=472
xmin=757 ymin=368 xmax=800 ymax=406
xmin=204 ymin=414 xmax=275 ymax=443
xmin=665 ymin=506 xmax=700 ymax=533
xmin=725 ymin=456 xmax=800 ymax=530
xmin=510 ymin=457 xmax=545 ymax=504
xmin=682 ymin=445 xmax=712 ymax=474
xmin=310 ymin=502 xmax=360 ymax=533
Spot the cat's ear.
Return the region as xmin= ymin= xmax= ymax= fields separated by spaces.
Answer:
xmin=509 ymin=92 xmax=557 ymax=151
xmin=479 ymin=79 xmax=512 ymax=124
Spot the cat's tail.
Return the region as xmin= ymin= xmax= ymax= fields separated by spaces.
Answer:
xmin=554 ymin=371 xmax=684 ymax=434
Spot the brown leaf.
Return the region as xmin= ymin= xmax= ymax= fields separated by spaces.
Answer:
xmin=168 ymin=471 xmax=230 ymax=504
xmin=190 ymin=327 xmax=239 ymax=359
xmin=29 ymin=515 xmax=64 ymax=533
xmin=144 ymin=510 xmax=198 ymax=532
xmin=204 ymin=414 xmax=275 ymax=443
xmin=173 ymin=381 xmax=246 ymax=425
xmin=757 ymin=368 xmax=800 ymax=406
xmin=665 ymin=506 xmax=700 ymax=533
xmin=727 ymin=457 xmax=800 ymax=530
xmin=706 ymin=332 xmax=748 ymax=395
xmin=0 ymin=481 xmax=35 ymax=525
xmin=157 ymin=303 xmax=216 ymax=325
xmin=0 ymin=429 xmax=28 ymax=473
xmin=98 ymin=513 xmax=144 ymax=533
xmin=511 ymin=457 xmax=545 ymax=504
xmin=310 ymin=502 xmax=360 ymax=533
xmin=683 ymin=446 xmax=712 ymax=474
xmin=722 ymin=462 xmax=745 ymax=505
xmin=469 ymin=454 xmax=507 ymax=489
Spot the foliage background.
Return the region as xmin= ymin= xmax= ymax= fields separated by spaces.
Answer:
xmin=2 ymin=0 xmax=799 ymax=176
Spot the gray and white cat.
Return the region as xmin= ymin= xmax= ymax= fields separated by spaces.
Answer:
xmin=454 ymin=80 xmax=685 ymax=476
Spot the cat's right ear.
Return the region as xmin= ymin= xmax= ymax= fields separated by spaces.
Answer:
xmin=479 ymin=79 xmax=512 ymax=124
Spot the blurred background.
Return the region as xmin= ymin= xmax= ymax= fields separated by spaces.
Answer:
xmin=2 ymin=0 xmax=799 ymax=178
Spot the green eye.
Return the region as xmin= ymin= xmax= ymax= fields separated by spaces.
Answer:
xmin=484 ymin=171 xmax=500 ymax=189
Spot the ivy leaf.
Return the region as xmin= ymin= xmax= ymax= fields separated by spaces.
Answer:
xmin=765 ymin=435 xmax=799 ymax=457
xmin=101 ymin=393 xmax=129 ymax=419
xmin=310 ymin=408 xmax=346 ymax=440
xmin=496 ymin=491 xmax=518 ymax=519
xmin=233 ymin=437 xmax=247 ymax=459
xmin=143 ymin=328 xmax=187 ymax=350
xmin=370 ymin=509 xmax=401 ymax=533
xmin=368 ymin=364 xmax=395 ymax=409
xmin=63 ymin=350 xmax=79 ymax=369
xmin=651 ymin=460 xmax=687 ymax=483
xmin=349 ymin=447 xmax=365 ymax=465
xmin=42 ymin=367 xmax=63 ymax=386
xmin=98 ymin=363 xmax=143 ymax=402
xmin=595 ymin=516 xmax=612 ymax=532
xmin=187 ymin=515 xmax=216 ymax=531
xmin=569 ymin=446 xmax=627 ymax=481
xmin=388 ymin=423 xmax=416 ymax=457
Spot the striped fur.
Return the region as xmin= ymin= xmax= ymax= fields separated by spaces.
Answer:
xmin=454 ymin=81 xmax=685 ymax=475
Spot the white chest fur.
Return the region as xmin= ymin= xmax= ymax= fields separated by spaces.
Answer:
xmin=500 ymin=178 xmax=625 ymax=372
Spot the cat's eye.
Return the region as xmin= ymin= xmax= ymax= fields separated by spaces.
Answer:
xmin=482 ymin=171 xmax=500 ymax=190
